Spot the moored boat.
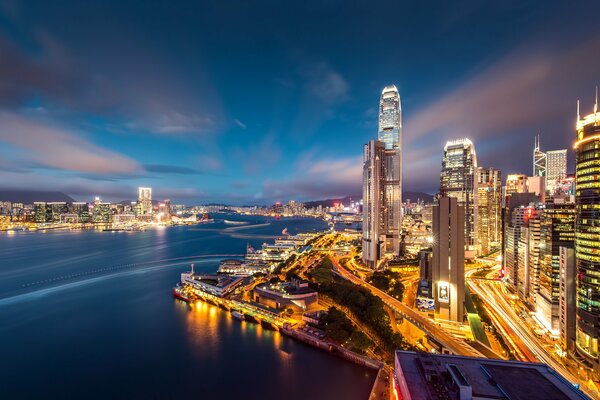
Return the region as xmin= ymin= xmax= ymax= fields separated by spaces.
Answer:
xmin=172 ymin=285 xmax=191 ymax=302
xmin=244 ymin=314 xmax=259 ymax=324
xmin=260 ymin=319 xmax=278 ymax=331
xmin=231 ymin=310 xmax=244 ymax=321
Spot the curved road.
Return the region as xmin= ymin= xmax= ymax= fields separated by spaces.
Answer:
xmin=331 ymin=257 xmax=482 ymax=358
xmin=466 ymin=268 xmax=597 ymax=399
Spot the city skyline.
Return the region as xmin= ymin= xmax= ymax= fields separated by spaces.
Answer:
xmin=0 ymin=2 xmax=599 ymax=204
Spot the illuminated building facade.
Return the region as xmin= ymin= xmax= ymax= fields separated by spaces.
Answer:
xmin=534 ymin=134 xmax=547 ymax=178
xmin=476 ymin=167 xmax=502 ymax=254
xmin=377 ymin=85 xmax=402 ymax=255
xmin=546 ymin=149 xmax=568 ymax=195
xmin=362 ymin=139 xmax=387 ymax=268
xmin=505 ymin=173 xmax=529 ymax=195
xmin=574 ymin=101 xmax=600 ymax=373
xmin=536 ymin=199 xmax=575 ymax=333
xmin=92 ymin=202 xmax=111 ymax=223
xmin=432 ymin=196 xmax=465 ymax=322
xmin=526 ymin=215 xmax=542 ymax=306
xmin=137 ymin=187 xmax=153 ymax=215
xmin=559 ymin=246 xmax=576 ymax=352
xmin=363 ymin=85 xmax=402 ymax=267
xmin=440 ymin=139 xmax=477 ymax=252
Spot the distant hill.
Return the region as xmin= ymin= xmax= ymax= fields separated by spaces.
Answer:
xmin=0 ymin=190 xmax=75 ymax=204
xmin=404 ymin=191 xmax=435 ymax=203
xmin=304 ymin=191 xmax=434 ymax=208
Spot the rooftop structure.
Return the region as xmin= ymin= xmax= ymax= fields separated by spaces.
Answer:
xmin=180 ymin=271 xmax=243 ymax=298
xmin=394 ymin=351 xmax=589 ymax=400
xmin=254 ymin=276 xmax=318 ymax=311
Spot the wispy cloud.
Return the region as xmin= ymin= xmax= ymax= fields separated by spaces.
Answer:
xmin=233 ymin=119 xmax=247 ymax=129
xmin=260 ymin=155 xmax=362 ymax=201
xmin=301 ymin=62 xmax=349 ymax=104
xmin=404 ymin=33 xmax=600 ymax=190
xmin=0 ymin=112 xmax=142 ymax=174
xmin=235 ymin=134 xmax=282 ymax=175
xmin=143 ymin=164 xmax=202 ymax=175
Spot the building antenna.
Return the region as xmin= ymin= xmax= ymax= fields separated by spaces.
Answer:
xmin=595 ymin=85 xmax=598 ymax=114
xmin=190 ymin=263 xmax=195 ymax=276
xmin=577 ymin=99 xmax=580 ymax=121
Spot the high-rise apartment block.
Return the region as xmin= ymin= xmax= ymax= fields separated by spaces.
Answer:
xmin=432 ymin=196 xmax=465 ymax=322
xmin=440 ymin=139 xmax=477 ymax=253
xmin=476 ymin=167 xmax=502 ymax=254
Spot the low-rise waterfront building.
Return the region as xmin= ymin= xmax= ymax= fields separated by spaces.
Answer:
xmin=254 ymin=276 xmax=318 ymax=312
xmin=180 ymin=272 xmax=244 ymax=298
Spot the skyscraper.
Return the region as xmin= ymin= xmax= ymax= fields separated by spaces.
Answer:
xmin=537 ymin=199 xmax=575 ymax=333
xmin=574 ymin=99 xmax=600 ymax=375
xmin=378 ymin=85 xmax=402 ymax=255
xmin=505 ymin=173 xmax=529 ymax=195
xmin=440 ymin=138 xmax=477 ymax=252
xmin=432 ymin=196 xmax=465 ymax=322
xmin=138 ymin=187 xmax=153 ymax=215
xmin=476 ymin=167 xmax=502 ymax=254
xmin=546 ymin=149 xmax=568 ymax=195
xmin=362 ymin=85 xmax=402 ymax=268
xmin=533 ymin=135 xmax=547 ymax=178
xmin=362 ymin=140 xmax=387 ymax=268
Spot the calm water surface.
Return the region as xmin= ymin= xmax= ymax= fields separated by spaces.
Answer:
xmin=0 ymin=215 xmax=375 ymax=399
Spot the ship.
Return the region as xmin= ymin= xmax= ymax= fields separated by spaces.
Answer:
xmin=244 ymin=314 xmax=260 ymax=324
xmin=260 ymin=319 xmax=278 ymax=331
xmin=224 ymin=219 xmax=246 ymax=225
xmin=198 ymin=213 xmax=214 ymax=223
xmin=172 ymin=285 xmax=192 ymax=302
xmin=231 ymin=310 xmax=244 ymax=321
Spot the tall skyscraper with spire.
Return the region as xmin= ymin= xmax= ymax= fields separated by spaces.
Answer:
xmin=362 ymin=85 xmax=402 ymax=268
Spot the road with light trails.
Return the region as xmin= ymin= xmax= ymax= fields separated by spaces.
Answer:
xmin=466 ymin=268 xmax=597 ymax=399
xmin=331 ymin=257 xmax=483 ymax=358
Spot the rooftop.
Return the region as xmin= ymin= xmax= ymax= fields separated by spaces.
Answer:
xmin=394 ymin=351 xmax=589 ymax=400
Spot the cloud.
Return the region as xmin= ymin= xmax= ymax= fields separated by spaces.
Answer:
xmin=198 ymin=155 xmax=224 ymax=172
xmin=0 ymin=112 xmax=142 ymax=174
xmin=260 ymin=155 xmax=362 ymax=201
xmin=0 ymin=31 xmax=222 ymax=137
xmin=231 ymin=180 xmax=249 ymax=189
xmin=127 ymin=112 xmax=215 ymax=135
xmin=234 ymin=119 xmax=247 ymax=129
xmin=235 ymin=134 xmax=281 ymax=175
xmin=143 ymin=164 xmax=202 ymax=175
xmin=302 ymin=62 xmax=349 ymax=104
xmin=404 ymin=33 xmax=600 ymax=190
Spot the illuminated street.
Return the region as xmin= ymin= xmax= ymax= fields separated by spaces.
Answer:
xmin=466 ymin=267 xmax=599 ymax=398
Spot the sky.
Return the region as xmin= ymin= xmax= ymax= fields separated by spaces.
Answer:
xmin=0 ymin=1 xmax=599 ymax=205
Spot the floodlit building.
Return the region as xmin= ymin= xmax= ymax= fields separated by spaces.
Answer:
xmin=363 ymin=85 xmax=402 ymax=267
xmin=546 ymin=149 xmax=568 ymax=195
xmin=378 ymin=85 xmax=403 ymax=256
xmin=536 ymin=198 xmax=575 ymax=334
xmin=476 ymin=167 xmax=502 ymax=254
xmin=137 ymin=187 xmax=153 ymax=215
xmin=432 ymin=196 xmax=465 ymax=322
xmin=559 ymin=246 xmax=576 ymax=352
xmin=574 ymin=99 xmax=600 ymax=374
xmin=533 ymin=134 xmax=547 ymax=178
xmin=440 ymin=138 xmax=477 ymax=254
xmin=505 ymin=173 xmax=529 ymax=195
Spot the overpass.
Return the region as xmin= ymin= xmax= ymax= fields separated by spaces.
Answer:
xmin=331 ymin=258 xmax=483 ymax=357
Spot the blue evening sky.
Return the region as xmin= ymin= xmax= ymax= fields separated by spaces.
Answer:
xmin=0 ymin=1 xmax=599 ymax=204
